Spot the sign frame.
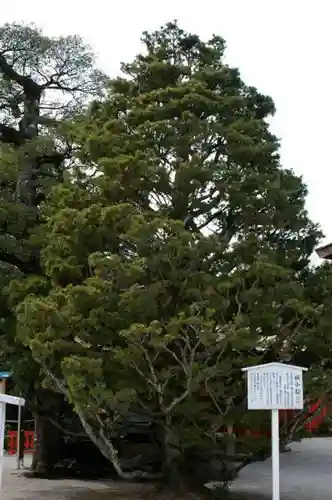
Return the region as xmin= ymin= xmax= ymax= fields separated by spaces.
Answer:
xmin=242 ymin=362 xmax=307 ymax=500
xmin=242 ymin=362 xmax=307 ymax=411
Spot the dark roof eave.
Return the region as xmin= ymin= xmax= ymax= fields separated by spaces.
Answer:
xmin=316 ymin=243 xmax=332 ymax=260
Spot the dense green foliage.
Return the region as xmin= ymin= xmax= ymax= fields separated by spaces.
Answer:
xmin=0 ymin=20 xmax=332 ymax=488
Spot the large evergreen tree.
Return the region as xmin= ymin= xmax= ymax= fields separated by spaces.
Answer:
xmin=12 ymin=22 xmax=328 ymax=490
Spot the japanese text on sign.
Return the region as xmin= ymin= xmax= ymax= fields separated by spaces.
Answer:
xmin=247 ymin=368 xmax=303 ymax=410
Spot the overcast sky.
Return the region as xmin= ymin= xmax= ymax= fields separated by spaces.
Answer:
xmin=2 ymin=1 xmax=331 ymax=253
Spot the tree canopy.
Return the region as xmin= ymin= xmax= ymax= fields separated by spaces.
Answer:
xmin=0 ymin=20 xmax=331 ymax=490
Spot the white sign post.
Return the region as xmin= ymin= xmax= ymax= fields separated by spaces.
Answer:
xmin=242 ymin=362 xmax=307 ymax=500
xmin=0 ymin=394 xmax=25 ymax=490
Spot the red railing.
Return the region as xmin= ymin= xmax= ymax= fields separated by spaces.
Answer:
xmin=7 ymin=430 xmax=34 ymax=454
xmin=5 ymin=403 xmax=328 ymax=454
xmin=219 ymin=402 xmax=328 ymax=438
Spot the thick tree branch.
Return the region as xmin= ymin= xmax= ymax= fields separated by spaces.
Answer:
xmin=42 ymin=415 xmax=85 ymax=438
xmin=77 ymin=409 xmax=163 ymax=480
xmin=0 ymin=54 xmax=41 ymax=94
xmin=44 ymin=367 xmax=163 ymax=478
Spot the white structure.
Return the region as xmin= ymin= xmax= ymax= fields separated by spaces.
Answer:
xmin=242 ymin=362 xmax=307 ymax=500
xmin=0 ymin=394 xmax=25 ymax=490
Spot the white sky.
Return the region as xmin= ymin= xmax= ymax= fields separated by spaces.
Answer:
xmin=2 ymin=1 xmax=331 ymax=253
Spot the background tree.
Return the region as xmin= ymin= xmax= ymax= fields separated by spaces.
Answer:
xmin=12 ymin=22 xmax=327 ymax=491
xmin=0 ymin=22 xmax=106 ymax=473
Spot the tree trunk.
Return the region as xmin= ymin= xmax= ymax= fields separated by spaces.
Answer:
xmin=16 ymin=87 xmax=41 ymax=207
xmin=31 ymin=414 xmax=62 ymax=474
xmin=161 ymin=423 xmax=181 ymax=488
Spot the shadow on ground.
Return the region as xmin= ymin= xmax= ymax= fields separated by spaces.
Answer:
xmin=5 ymin=438 xmax=332 ymax=500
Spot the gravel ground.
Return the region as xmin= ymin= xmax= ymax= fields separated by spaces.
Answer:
xmin=231 ymin=437 xmax=332 ymax=499
xmin=1 ymin=455 xmax=150 ymax=500
xmin=3 ymin=438 xmax=332 ymax=499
